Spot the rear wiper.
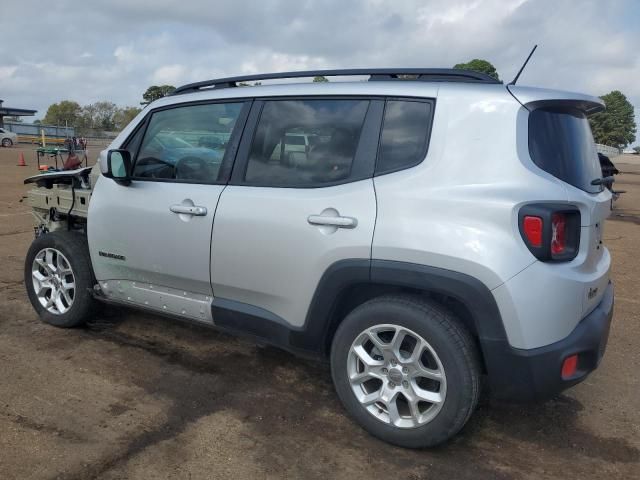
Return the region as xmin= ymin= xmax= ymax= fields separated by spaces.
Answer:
xmin=591 ymin=176 xmax=615 ymax=186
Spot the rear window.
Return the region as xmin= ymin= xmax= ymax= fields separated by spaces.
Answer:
xmin=285 ymin=135 xmax=306 ymax=146
xmin=528 ymin=108 xmax=603 ymax=193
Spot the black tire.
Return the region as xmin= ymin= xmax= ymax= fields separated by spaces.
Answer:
xmin=24 ymin=231 xmax=96 ymax=328
xmin=331 ymin=295 xmax=481 ymax=448
xmin=2 ymin=138 xmax=12 ymax=147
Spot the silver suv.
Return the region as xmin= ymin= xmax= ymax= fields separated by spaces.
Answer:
xmin=23 ymin=69 xmax=614 ymax=448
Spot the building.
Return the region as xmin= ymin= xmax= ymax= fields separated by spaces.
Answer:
xmin=0 ymin=100 xmax=37 ymax=128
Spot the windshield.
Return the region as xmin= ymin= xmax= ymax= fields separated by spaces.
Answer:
xmin=528 ymin=108 xmax=603 ymax=194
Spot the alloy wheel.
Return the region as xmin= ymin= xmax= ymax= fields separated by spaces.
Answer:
xmin=347 ymin=324 xmax=447 ymax=428
xmin=31 ymin=248 xmax=76 ymax=315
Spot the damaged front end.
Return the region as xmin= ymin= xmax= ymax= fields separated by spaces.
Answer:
xmin=24 ymin=166 xmax=98 ymax=237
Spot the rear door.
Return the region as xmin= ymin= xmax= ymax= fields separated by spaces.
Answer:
xmin=89 ymin=100 xmax=250 ymax=322
xmin=210 ymin=97 xmax=382 ymax=329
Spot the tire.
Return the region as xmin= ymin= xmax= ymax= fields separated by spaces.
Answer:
xmin=1 ymin=138 xmax=12 ymax=147
xmin=330 ymin=295 xmax=481 ymax=448
xmin=24 ymin=231 xmax=96 ymax=328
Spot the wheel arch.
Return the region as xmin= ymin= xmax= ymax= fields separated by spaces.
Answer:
xmin=296 ymin=260 xmax=508 ymax=368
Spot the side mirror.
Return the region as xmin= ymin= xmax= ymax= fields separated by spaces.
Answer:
xmin=105 ymin=150 xmax=132 ymax=186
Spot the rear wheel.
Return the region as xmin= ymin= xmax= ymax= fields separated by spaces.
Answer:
xmin=24 ymin=231 xmax=96 ymax=327
xmin=1 ymin=138 xmax=12 ymax=147
xmin=331 ymin=295 xmax=481 ymax=448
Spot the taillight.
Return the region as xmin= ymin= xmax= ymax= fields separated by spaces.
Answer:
xmin=551 ymin=213 xmax=566 ymax=255
xmin=523 ymin=216 xmax=543 ymax=247
xmin=518 ymin=204 xmax=580 ymax=262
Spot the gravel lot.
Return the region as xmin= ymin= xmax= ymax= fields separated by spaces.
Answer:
xmin=0 ymin=145 xmax=638 ymax=479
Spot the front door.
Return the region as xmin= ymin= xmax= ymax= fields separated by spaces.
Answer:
xmin=89 ymin=100 xmax=249 ymax=322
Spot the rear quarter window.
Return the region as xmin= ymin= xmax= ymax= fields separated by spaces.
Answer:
xmin=376 ymin=99 xmax=433 ymax=175
xmin=528 ymin=108 xmax=603 ymax=194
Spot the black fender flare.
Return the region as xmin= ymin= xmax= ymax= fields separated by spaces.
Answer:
xmin=293 ymin=259 xmax=509 ymax=357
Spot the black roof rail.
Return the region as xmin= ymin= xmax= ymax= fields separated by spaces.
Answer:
xmin=172 ymin=68 xmax=501 ymax=95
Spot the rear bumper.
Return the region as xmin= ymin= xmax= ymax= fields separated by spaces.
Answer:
xmin=484 ymin=281 xmax=614 ymax=401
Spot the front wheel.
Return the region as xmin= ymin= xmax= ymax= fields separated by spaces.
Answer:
xmin=331 ymin=295 xmax=481 ymax=448
xmin=24 ymin=231 xmax=97 ymax=327
xmin=1 ymin=138 xmax=13 ymax=147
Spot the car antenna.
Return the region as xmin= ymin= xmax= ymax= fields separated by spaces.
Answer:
xmin=509 ymin=45 xmax=538 ymax=85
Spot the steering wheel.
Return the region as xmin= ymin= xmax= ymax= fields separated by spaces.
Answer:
xmin=175 ymin=156 xmax=208 ymax=180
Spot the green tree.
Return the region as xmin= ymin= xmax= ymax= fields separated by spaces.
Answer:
xmin=453 ymin=59 xmax=500 ymax=81
xmin=114 ymin=107 xmax=142 ymax=130
xmin=588 ymin=91 xmax=636 ymax=147
xmin=141 ymin=85 xmax=176 ymax=105
xmin=77 ymin=101 xmax=119 ymax=132
xmin=43 ymin=100 xmax=82 ymax=126
xmin=313 ymin=75 xmax=329 ymax=83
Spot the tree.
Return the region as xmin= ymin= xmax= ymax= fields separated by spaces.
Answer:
xmin=633 ymin=146 xmax=640 ymax=154
xmin=43 ymin=100 xmax=82 ymax=126
xmin=313 ymin=75 xmax=329 ymax=83
xmin=93 ymin=101 xmax=119 ymax=130
xmin=141 ymin=85 xmax=176 ymax=105
xmin=453 ymin=59 xmax=500 ymax=81
xmin=77 ymin=101 xmax=119 ymax=131
xmin=114 ymin=107 xmax=142 ymax=130
xmin=589 ymin=90 xmax=636 ymax=148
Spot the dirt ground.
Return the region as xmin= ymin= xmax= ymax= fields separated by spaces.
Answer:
xmin=0 ymin=144 xmax=638 ymax=480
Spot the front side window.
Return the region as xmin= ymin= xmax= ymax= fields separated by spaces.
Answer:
xmin=377 ymin=99 xmax=432 ymax=174
xmin=133 ymin=102 xmax=244 ymax=183
xmin=245 ymin=99 xmax=369 ymax=186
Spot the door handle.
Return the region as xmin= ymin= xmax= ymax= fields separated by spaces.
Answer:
xmin=170 ymin=205 xmax=207 ymax=216
xmin=307 ymin=214 xmax=357 ymax=229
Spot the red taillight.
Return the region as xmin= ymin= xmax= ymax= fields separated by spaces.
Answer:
xmin=561 ymin=354 xmax=578 ymax=379
xmin=519 ymin=205 xmax=580 ymax=262
xmin=551 ymin=213 xmax=566 ymax=255
xmin=523 ymin=216 xmax=543 ymax=247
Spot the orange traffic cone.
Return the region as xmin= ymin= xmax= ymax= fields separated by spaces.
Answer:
xmin=17 ymin=153 xmax=26 ymax=166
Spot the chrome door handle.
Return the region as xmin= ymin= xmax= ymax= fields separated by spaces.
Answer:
xmin=170 ymin=205 xmax=208 ymax=216
xmin=307 ymin=214 xmax=357 ymax=229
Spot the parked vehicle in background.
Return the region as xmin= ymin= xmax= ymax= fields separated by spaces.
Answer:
xmin=0 ymin=128 xmax=18 ymax=147
xmin=23 ymin=68 xmax=614 ymax=448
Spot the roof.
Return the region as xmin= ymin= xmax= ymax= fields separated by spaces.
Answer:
xmin=0 ymin=106 xmax=37 ymax=116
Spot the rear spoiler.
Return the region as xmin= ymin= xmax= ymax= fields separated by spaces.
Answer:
xmin=507 ymin=85 xmax=605 ymax=115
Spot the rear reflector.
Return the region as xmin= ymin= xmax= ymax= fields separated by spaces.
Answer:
xmin=561 ymin=354 xmax=578 ymax=379
xmin=551 ymin=213 xmax=566 ymax=255
xmin=523 ymin=216 xmax=543 ymax=247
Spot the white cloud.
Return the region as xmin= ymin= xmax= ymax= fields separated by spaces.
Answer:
xmin=151 ymin=64 xmax=187 ymax=85
xmin=0 ymin=0 xmax=638 ymax=144
xmin=0 ymin=66 xmax=17 ymax=80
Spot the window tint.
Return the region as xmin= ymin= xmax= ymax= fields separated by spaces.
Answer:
xmin=133 ymin=102 xmax=244 ymax=183
xmin=245 ymin=99 xmax=369 ymax=186
xmin=529 ymin=108 xmax=603 ymax=193
xmin=377 ymin=100 xmax=432 ymax=174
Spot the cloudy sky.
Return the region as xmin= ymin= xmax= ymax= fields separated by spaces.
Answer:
xmin=1 ymin=0 xmax=639 ymax=145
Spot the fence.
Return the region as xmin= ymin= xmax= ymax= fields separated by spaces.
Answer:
xmin=595 ymin=144 xmax=622 ymax=159
xmin=3 ymin=121 xmax=74 ymax=138
xmin=3 ymin=121 xmax=119 ymax=144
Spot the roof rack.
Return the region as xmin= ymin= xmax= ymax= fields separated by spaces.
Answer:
xmin=172 ymin=68 xmax=501 ymax=95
